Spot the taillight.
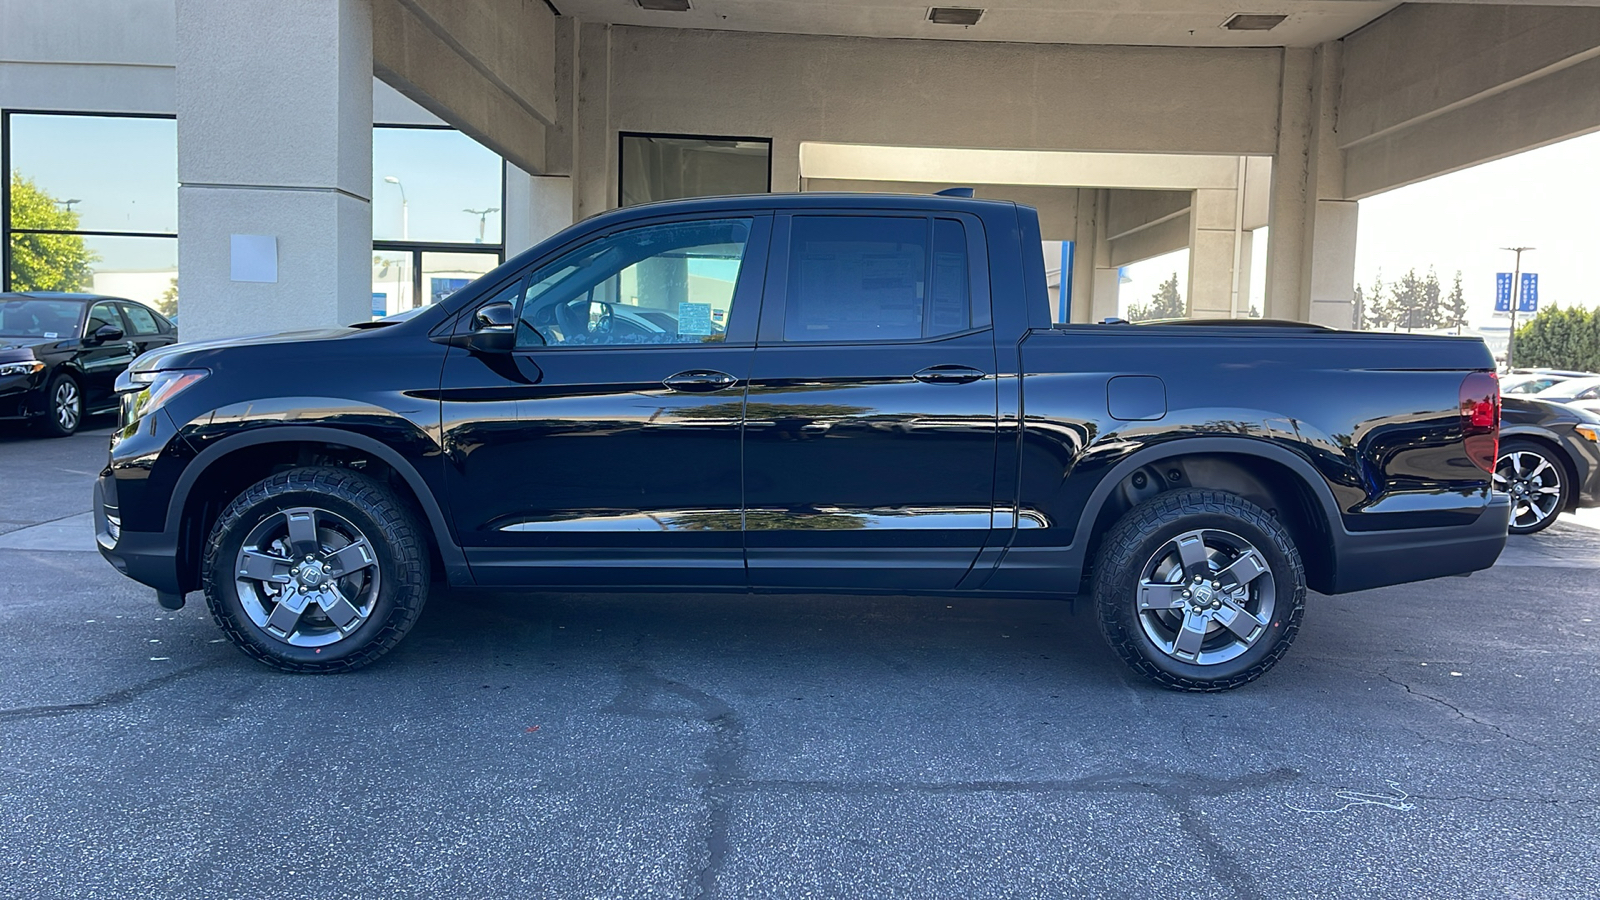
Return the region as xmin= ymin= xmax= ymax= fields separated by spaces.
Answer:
xmin=1460 ymin=371 xmax=1500 ymax=473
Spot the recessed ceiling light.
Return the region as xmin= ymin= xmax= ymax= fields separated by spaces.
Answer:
xmin=636 ymin=0 xmax=691 ymax=11
xmin=1222 ymin=13 xmax=1288 ymax=31
xmin=928 ymin=7 xmax=984 ymax=27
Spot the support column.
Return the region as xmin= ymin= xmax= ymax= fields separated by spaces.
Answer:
xmin=1187 ymin=186 xmax=1241 ymax=319
xmin=504 ymin=165 xmax=574 ymax=256
xmin=1266 ymin=43 xmax=1357 ymax=328
xmin=175 ymin=0 xmax=372 ymax=341
xmin=1090 ymin=194 xmax=1120 ymax=323
xmin=573 ymin=21 xmax=612 ymax=220
xmin=1068 ymin=189 xmax=1099 ymax=323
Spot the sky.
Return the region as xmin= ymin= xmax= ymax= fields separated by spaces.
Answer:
xmin=1120 ymin=128 xmax=1600 ymax=326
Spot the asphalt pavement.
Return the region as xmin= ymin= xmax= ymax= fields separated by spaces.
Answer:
xmin=2 ymin=423 xmax=1597 ymax=899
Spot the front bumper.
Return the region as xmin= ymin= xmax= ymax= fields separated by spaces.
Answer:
xmin=1329 ymin=492 xmax=1511 ymax=594
xmin=94 ymin=473 xmax=185 ymax=598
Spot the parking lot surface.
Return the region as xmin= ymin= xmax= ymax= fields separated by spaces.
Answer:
xmin=2 ymin=424 xmax=1598 ymax=899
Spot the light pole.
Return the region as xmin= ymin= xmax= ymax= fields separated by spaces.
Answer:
xmin=383 ymin=176 xmax=408 ymax=240
xmin=463 ymin=207 xmax=499 ymax=244
xmin=1502 ymin=246 xmax=1534 ymax=371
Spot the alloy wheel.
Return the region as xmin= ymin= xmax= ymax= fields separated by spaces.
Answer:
xmin=1495 ymin=449 xmax=1563 ymax=532
xmin=1134 ymin=528 xmax=1277 ymax=666
xmin=54 ymin=380 xmax=80 ymax=432
xmin=233 ymin=506 xmax=381 ymax=647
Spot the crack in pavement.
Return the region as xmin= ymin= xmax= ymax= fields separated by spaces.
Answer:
xmin=602 ymin=665 xmax=746 ymax=900
xmin=602 ymin=661 xmax=1290 ymax=900
xmin=1377 ymin=671 xmax=1600 ymax=765
xmin=0 ymin=663 xmax=215 ymax=722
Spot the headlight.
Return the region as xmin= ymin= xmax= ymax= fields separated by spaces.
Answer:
xmin=118 ymin=368 xmax=208 ymax=432
xmin=0 ymin=360 xmax=44 ymax=377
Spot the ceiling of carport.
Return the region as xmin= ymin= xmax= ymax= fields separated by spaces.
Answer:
xmin=555 ymin=0 xmax=1400 ymax=48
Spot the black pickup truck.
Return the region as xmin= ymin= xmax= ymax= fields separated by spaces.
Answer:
xmin=95 ymin=194 xmax=1509 ymax=691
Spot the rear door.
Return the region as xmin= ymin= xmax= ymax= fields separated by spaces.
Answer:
xmin=116 ymin=302 xmax=176 ymax=356
xmin=743 ymin=211 xmax=999 ymax=590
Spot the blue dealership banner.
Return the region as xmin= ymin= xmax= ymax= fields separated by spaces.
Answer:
xmin=1495 ymin=273 xmax=1513 ymax=312
xmin=1520 ymin=273 xmax=1538 ymax=313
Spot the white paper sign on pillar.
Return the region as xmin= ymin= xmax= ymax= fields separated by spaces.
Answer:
xmin=230 ymin=234 xmax=278 ymax=283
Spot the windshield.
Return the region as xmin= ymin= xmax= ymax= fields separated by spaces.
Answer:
xmin=0 ymin=299 xmax=82 ymax=338
xmin=1534 ymin=377 xmax=1600 ymax=400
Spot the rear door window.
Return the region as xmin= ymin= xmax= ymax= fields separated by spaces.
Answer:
xmin=120 ymin=303 xmax=161 ymax=336
xmin=782 ymin=215 xmax=972 ymax=342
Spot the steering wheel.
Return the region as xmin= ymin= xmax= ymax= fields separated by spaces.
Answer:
xmin=593 ymin=301 xmax=614 ymax=336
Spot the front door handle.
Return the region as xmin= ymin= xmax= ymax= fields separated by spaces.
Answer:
xmin=913 ymin=364 xmax=986 ymax=385
xmin=663 ymin=370 xmax=738 ymax=393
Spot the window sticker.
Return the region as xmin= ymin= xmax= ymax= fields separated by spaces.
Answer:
xmin=678 ymin=302 xmax=713 ymax=336
xmin=44 ymin=332 xmax=58 ymax=339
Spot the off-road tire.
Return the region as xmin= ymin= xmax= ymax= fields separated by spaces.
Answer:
xmin=202 ymin=466 xmax=430 ymax=672
xmin=1093 ymin=489 xmax=1306 ymax=692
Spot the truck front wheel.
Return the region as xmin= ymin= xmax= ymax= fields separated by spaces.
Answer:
xmin=1092 ymin=490 xmax=1306 ymax=692
xmin=201 ymin=466 xmax=431 ymax=673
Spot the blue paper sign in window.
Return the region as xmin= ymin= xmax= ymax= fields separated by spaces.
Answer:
xmin=678 ymin=302 xmax=713 ymax=336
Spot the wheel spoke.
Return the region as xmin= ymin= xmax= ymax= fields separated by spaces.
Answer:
xmin=1491 ymin=471 xmax=1510 ymax=486
xmin=1138 ymin=581 xmax=1186 ymax=611
xmin=1216 ymin=549 xmax=1269 ymax=589
xmin=264 ymin=591 xmax=311 ymax=637
xmin=316 ymin=585 xmax=363 ymax=631
xmin=323 ymin=539 xmax=376 ymax=576
xmin=238 ymin=550 xmax=292 ymax=584
xmin=1172 ymin=609 xmax=1208 ymax=658
xmin=1173 ymin=531 xmax=1210 ymax=579
xmin=284 ymin=509 xmax=320 ymax=557
xmin=1509 ymin=452 xmax=1528 ymax=477
xmin=1216 ymin=604 xmax=1266 ymax=643
xmin=1526 ymin=457 xmax=1552 ymax=481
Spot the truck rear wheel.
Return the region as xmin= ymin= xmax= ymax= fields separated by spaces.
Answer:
xmin=1092 ymin=489 xmax=1305 ymax=692
xmin=201 ymin=466 xmax=431 ymax=673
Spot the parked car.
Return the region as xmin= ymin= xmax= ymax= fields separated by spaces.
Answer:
xmin=1497 ymin=397 xmax=1600 ymax=533
xmin=1531 ymin=375 xmax=1600 ymax=405
xmin=94 ymin=194 xmax=1509 ymax=692
xmin=1501 ymin=369 xmax=1596 ymax=395
xmin=0 ymin=292 xmax=177 ymax=436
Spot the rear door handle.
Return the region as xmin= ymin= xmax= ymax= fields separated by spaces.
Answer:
xmin=913 ymin=365 xmax=986 ymax=385
xmin=663 ymin=369 xmax=738 ymax=392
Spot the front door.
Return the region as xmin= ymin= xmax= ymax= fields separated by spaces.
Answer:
xmin=440 ymin=215 xmax=770 ymax=588
xmin=743 ymin=212 xmax=999 ymax=591
xmin=78 ymin=301 xmax=137 ymax=412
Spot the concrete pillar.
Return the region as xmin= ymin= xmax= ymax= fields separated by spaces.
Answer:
xmin=1237 ymin=231 xmax=1255 ymax=316
xmin=175 ymin=0 xmax=372 ymax=341
xmin=574 ymin=21 xmax=612 ymax=221
xmin=504 ymin=165 xmax=574 ymax=256
xmin=1090 ymin=193 xmax=1120 ymax=323
xmin=1187 ymin=186 xmax=1242 ymax=319
xmin=1068 ymin=188 xmax=1100 ymax=323
xmin=1266 ymin=43 xmax=1357 ymax=328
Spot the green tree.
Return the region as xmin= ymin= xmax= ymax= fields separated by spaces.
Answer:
xmin=154 ymin=276 xmax=178 ymax=317
xmin=1352 ymin=283 xmax=1366 ymax=330
xmin=7 ymin=172 xmax=96 ymax=291
xmin=1420 ymin=267 xmax=1443 ymax=329
xmin=1126 ymin=272 xmax=1185 ymax=322
xmin=1365 ymin=272 xmax=1393 ymax=330
xmin=1389 ymin=269 xmax=1431 ymax=331
xmin=1514 ymin=306 xmax=1600 ymax=372
xmin=1441 ymin=270 xmax=1468 ymax=333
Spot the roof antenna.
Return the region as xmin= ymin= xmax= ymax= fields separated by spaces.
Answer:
xmin=934 ymin=187 xmax=975 ymax=198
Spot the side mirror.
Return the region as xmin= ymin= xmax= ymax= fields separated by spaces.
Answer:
xmin=92 ymin=324 xmax=125 ymax=344
xmin=467 ymin=301 xmax=515 ymax=353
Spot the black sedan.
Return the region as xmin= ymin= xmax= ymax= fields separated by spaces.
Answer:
xmin=1497 ymin=395 xmax=1600 ymax=534
xmin=0 ymin=292 xmax=177 ymax=437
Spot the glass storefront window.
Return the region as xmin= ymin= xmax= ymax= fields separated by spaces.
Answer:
xmin=5 ymin=112 xmax=179 ymax=309
xmin=373 ymin=127 xmax=503 ymax=245
xmin=7 ymin=114 xmax=177 ymax=235
xmin=421 ymin=251 xmax=499 ymax=305
xmin=619 ymin=134 xmax=771 ymax=207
